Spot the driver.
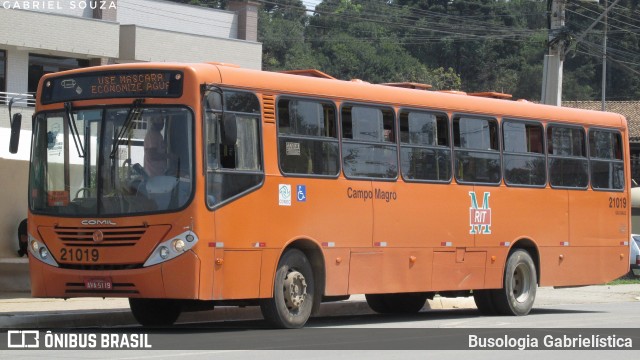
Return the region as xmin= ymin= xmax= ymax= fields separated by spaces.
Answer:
xmin=144 ymin=114 xmax=171 ymax=177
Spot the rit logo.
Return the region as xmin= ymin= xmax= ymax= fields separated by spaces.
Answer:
xmin=469 ymin=191 xmax=492 ymax=235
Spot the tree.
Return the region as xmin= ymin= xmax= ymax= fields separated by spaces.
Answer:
xmin=259 ymin=0 xmax=321 ymax=70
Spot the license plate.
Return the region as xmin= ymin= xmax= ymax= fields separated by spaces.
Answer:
xmin=84 ymin=277 xmax=112 ymax=290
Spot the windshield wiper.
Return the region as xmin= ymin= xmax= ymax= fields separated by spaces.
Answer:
xmin=110 ymin=99 xmax=145 ymax=159
xmin=64 ymin=102 xmax=85 ymax=158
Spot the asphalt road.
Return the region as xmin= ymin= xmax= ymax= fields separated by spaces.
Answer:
xmin=3 ymin=301 xmax=640 ymax=360
xmin=2 ymin=286 xmax=640 ymax=359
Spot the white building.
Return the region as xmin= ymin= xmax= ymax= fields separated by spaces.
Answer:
xmin=0 ymin=0 xmax=261 ymax=291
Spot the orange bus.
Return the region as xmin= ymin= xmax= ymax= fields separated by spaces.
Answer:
xmin=10 ymin=62 xmax=630 ymax=328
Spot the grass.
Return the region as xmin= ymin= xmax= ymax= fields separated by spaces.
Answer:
xmin=607 ymin=272 xmax=640 ymax=285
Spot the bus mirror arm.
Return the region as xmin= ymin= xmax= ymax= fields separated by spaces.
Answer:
xmin=8 ymin=96 xmax=27 ymax=154
xmin=222 ymin=113 xmax=237 ymax=145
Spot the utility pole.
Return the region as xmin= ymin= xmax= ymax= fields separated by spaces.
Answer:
xmin=602 ymin=0 xmax=607 ymax=111
xmin=560 ymin=0 xmax=620 ymax=110
xmin=541 ymin=0 xmax=566 ymax=106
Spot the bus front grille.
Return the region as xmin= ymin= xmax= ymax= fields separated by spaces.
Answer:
xmin=58 ymin=263 xmax=144 ymax=270
xmin=55 ymin=226 xmax=146 ymax=247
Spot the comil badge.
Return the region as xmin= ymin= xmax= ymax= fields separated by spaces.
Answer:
xmin=469 ymin=191 xmax=491 ymax=234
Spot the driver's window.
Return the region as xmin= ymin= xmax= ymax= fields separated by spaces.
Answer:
xmin=204 ymin=89 xmax=263 ymax=208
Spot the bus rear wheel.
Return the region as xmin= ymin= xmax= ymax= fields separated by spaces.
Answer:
xmin=365 ymin=292 xmax=429 ymax=314
xmin=129 ymin=298 xmax=182 ymax=326
xmin=260 ymin=249 xmax=315 ymax=328
xmin=492 ymin=249 xmax=537 ymax=316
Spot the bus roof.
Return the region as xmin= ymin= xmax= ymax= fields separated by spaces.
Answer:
xmin=207 ymin=63 xmax=626 ymax=130
xmin=39 ymin=62 xmax=627 ymax=130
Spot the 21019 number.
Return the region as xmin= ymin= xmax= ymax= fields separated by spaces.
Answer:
xmin=609 ymin=196 xmax=627 ymax=209
xmin=60 ymin=248 xmax=99 ymax=262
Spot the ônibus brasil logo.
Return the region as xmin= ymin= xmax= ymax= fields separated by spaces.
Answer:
xmin=469 ymin=191 xmax=491 ymax=234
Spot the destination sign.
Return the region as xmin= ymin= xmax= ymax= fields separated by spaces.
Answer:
xmin=41 ymin=70 xmax=184 ymax=104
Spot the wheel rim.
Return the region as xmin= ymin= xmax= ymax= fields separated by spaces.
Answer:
xmin=511 ymin=262 xmax=532 ymax=303
xmin=283 ymin=269 xmax=307 ymax=312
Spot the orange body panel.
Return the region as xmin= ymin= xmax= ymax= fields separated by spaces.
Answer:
xmin=29 ymin=250 xmax=200 ymax=299
xmin=323 ymin=249 xmax=350 ymax=296
xmin=218 ymin=251 xmax=262 ymax=300
xmin=431 ymin=250 xmax=486 ymax=291
xmin=539 ymin=246 xmax=628 ymax=286
xmin=27 ymin=62 xmax=631 ymax=304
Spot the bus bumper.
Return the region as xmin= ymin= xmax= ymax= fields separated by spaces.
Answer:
xmin=28 ymin=251 xmax=200 ymax=299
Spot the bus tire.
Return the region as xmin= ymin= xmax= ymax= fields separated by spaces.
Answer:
xmin=365 ymin=294 xmax=392 ymax=313
xmin=365 ymin=292 xmax=429 ymax=314
xmin=260 ymin=249 xmax=314 ymax=328
xmin=492 ymin=249 xmax=537 ymax=316
xmin=129 ymin=298 xmax=182 ymax=326
xmin=473 ymin=290 xmax=497 ymax=315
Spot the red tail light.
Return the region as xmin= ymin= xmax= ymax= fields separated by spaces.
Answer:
xmin=636 ymin=255 xmax=640 ymax=266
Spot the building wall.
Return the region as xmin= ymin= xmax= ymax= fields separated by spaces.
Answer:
xmin=117 ymin=0 xmax=238 ymax=39
xmin=0 ymin=9 xmax=120 ymax=59
xmin=5 ymin=51 xmax=29 ymax=95
xmin=120 ymin=25 xmax=262 ymax=69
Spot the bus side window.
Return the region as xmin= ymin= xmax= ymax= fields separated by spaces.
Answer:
xmin=548 ymin=125 xmax=588 ymax=189
xmin=502 ymin=120 xmax=546 ymax=187
xmin=399 ymin=110 xmax=451 ymax=182
xmin=453 ymin=115 xmax=501 ymax=184
xmin=277 ymin=98 xmax=339 ymax=177
xmin=341 ymin=105 xmax=397 ymax=179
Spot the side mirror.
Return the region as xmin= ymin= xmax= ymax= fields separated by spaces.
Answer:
xmin=221 ymin=113 xmax=237 ymax=146
xmin=9 ymin=113 xmax=22 ymax=154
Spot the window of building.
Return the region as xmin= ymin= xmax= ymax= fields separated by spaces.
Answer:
xmin=28 ymin=54 xmax=89 ymax=94
xmin=277 ymin=98 xmax=339 ymax=177
xmin=341 ymin=105 xmax=397 ymax=179
xmin=399 ymin=110 xmax=451 ymax=182
xmin=589 ymin=129 xmax=624 ymax=191
xmin=0 ymin=49 xmax=6 ymax=95
xmin=502 ymin=120 xmax=546 ymax=187
xmin=453 ymin=115 xmax=501 ymax=184
xmin=547 ymin=125 xmax=588 ymax=188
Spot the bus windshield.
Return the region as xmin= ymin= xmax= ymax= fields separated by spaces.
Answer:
xmin=29 ymin=106 xmax=194 ymax=216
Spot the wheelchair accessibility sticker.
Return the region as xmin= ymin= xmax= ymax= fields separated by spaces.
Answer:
xmin=297 ymin=185 xmax=306 ymax=202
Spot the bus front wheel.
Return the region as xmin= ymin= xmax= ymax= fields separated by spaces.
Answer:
xmin=492 ymin=249 xmax=537 ymax=316
xmin=260 ymin=249 xmax=315 ymax=328
xmin=129 ymin=298 xmax=182 ymax=326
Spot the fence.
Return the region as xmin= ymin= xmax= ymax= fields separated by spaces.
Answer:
xmin=0 ymin=92 xmax=36 ymax=107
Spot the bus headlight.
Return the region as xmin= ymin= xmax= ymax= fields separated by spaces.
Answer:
xmin=30 ymin=239 xmax=39 ymax=252
xmin=143 ymin=231 xmax=199 ymax=267
xmin=173 ymin=239 xmax=186 ymax=252
xmin=28 ymin=234 xmax=59 ymax=267
xmin=159 ymin=246 xmax=170 ymax=259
